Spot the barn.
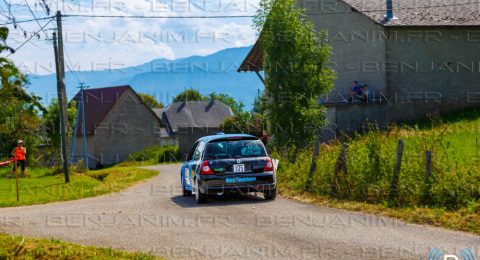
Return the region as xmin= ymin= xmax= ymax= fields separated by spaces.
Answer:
xmin=71 ymin=85 xmax=173 ymax=168
xmin=239 ymin=0 xmax=480 ymax=138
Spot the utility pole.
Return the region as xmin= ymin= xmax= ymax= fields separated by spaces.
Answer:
xmin=69 ymin=83 xmax=89 ymax=169
xmin=53 ymin=10 xmax=70 ymax=183
xmin=79 ymin=83 xmax=89 ymax=167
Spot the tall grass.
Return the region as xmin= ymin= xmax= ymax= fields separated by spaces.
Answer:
xmin=128 ymin=146 xmax=181 ymax=164
xmin=276 ymin=110 xmax=480 ymax=211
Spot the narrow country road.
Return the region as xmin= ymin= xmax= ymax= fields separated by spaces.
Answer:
xmin=0 ymin=164 xmax=478 ymax=259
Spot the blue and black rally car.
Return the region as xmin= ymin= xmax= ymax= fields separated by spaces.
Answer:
xmin=180 ymin=134 xmax=277 ymax=203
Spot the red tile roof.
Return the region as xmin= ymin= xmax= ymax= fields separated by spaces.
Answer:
xmin=72 ymin=85 xmax=130 ymax=135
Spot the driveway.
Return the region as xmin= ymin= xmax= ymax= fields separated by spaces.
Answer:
xmin=0 ymin=164 xmax=478 ymax=259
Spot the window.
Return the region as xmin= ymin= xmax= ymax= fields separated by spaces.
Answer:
xmin=193 ymin=141 xmax=206 ymax=161
xmin=205 ymin=140 xmax=266 ymax=160
xmin=187 ymin=142 xmax=199 ymax=161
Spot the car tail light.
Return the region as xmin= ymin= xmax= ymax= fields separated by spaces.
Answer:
xmin=264 ymin=158 xmax=274 ymax=172
xmin=201 ymin=161 xmax=214 ymax=175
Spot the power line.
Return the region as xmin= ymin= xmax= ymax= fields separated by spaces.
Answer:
xmin=62 ymin=14 xmax=256 ymax=19
xmin=0 ymin=0 xmax=29 ymax=32
xmin=0 ymin=16 xmax=53 ymax=25
xmin=38 ymin=0 xmax=51 ymax=16
xmin=64 ymin=46 xmax=82 ymax=84
xmin=23 ymin=0 xmax=49 ymax=39
xmin=6 ymin=17 xmax=53 ymax=57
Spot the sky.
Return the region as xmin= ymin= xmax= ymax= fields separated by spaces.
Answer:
xmin=1 ymin=0 xmax=260 ymax=75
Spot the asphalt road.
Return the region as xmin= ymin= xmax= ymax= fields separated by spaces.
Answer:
xmin=0 ymin=164 xmax=479 ymax=259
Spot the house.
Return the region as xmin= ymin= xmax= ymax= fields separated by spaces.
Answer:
xmin=153 ymin=100 xmax=234 ymax=156
xmin=239 ymin=0 xmax=480 ymax=138
xmin=71 ymin=85 xmax=174 ymax=168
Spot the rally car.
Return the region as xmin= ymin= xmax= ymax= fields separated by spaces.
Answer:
xmin=180 ymin=134 xmax=276 ymax=203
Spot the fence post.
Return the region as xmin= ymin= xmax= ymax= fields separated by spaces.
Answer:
xmin=304 ymin=138 xmax=321 ymax=192
xmin=331 ymin=143 xmax=349 ymax=196
xmin=389 ymin=139 xmax=404 ymax=204
xmin=342 ymin=144 xmax=351 ymax=195
xmin=422 ymin=150 xmax=433 ymax=205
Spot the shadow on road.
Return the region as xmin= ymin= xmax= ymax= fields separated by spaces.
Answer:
xmin=171 ymin=193 xmax=271 ymax=208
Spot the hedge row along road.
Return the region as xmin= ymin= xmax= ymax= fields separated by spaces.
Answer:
xmin=0 ymin=164 xmax=478 ymax=259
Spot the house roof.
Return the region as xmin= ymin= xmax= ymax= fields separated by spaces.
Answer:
xmin=238 ymin=40 xmax=263 ymax=72
xmin=238 ymin=42 xmax=263 ymax=73
xmin=163 ymin=101 xmax=234 ymax=133
xmin=342 ymin=0 xmax=480 ymax=26
xmin=152 ymin=108 xmax=166 ymax=121
xmin=152 ymin=108 xmax=173 ymax=138
xmin=72 ymin=85 xmax=130 ymax=135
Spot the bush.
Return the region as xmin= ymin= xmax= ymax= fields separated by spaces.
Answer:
xmin=128 ymin=146 xmax=181 ymax=164
xmin=74 ymin=160 xmax=88 ymax=173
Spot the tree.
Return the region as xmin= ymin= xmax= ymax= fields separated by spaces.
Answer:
xmin=209 ymin=93 xmax=245 ymax=115
xmin=254 ymin=0 xmax=336 ymax=149
xmin=221 ymin=112 xmax=266 ymax=138
xmin=173 ymin=88 xmax=204 ymax=102
xmin=138 ymin=93 xmax=164 ymax=109
xmin=43 ymin=99 xmax=77 ymax=155
xmin=252 ymin=90 xmax=265 ymax=114
xmin=173 ymin=89 xmax=245 ymax=115
xmin=0 ymin=27 xmax=46 ymax=162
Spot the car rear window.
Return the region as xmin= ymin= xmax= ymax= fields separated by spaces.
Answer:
xmin=205 ymin=140 xmax=267 ymax=159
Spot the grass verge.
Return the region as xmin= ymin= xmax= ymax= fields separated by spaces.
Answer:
xmin=274 ymin=108 xmax=480 ymax=235
xmin=279 ymin=188 xmax=480 ymax=235
xmin=0 ymin=165 xmax=158 ymax=208
xmin=0 ymin=233 xmax=160 ymax=259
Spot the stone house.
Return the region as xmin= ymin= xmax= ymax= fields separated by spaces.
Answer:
xmin=239 ymin=0 xmax=480 ymax=138
xmin=71 ymin=85 xmax=174 ymax=168
xmin=153 ymin=100 xmax=234 ymax=156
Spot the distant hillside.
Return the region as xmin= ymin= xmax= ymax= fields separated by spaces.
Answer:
xmin=26 ymin=46 xmax=262 ymax=110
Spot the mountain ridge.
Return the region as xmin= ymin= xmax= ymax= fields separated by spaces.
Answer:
xmin=26 ymin=46 xmax=261 ymax=110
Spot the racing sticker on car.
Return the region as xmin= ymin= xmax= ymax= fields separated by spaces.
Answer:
xmin=225 ymin=176 xmax=256 ymax=183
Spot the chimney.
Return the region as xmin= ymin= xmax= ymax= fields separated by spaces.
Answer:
xmin=209 ymin=94 xmax=215 ymax=105
xmin=386 ymin=0 xmax=394 ymax=20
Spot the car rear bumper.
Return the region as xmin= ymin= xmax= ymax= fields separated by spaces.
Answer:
xmin=199 ymin=172 xmax=276 ymax=194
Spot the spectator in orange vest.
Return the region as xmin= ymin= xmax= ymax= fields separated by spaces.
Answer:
xmin=9 ymin=140 xmax=27 ymax=178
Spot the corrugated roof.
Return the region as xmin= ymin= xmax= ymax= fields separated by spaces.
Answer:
xmin=72 ymin=86 xmax=130 ymax=135
xmin=342 ymin=0 xmax=480 ymax=26
xmin=164 ymin=101 xmax=234 ymax=132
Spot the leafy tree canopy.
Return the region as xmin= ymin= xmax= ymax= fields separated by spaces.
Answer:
xmin=42 ymin=99 xmax=77 ymax=155
xmin=0 ymin=27 xmax=46 ymax=162
xmin=138 ymin=93 xmax=164 ymax=109
xmin=173 ymin=88 xmax=204 ymax=102
xmin=254 ymin=0 xmax=336 ymax=149
xmin=208 ymin=93 xmax=245 ymax=115
xmin=221 ymin=112 xmax=266 ymax=137
xmin=173 ymin=89 xmax=245 ymax=115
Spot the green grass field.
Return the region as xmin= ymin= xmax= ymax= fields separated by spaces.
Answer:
xmin=275 ymin=108 xmax=480 ymax=234
xmin=0 ymin=233 xmax=159 ymax=259
xmin=0 ymin=165 xmax=158 ymax=208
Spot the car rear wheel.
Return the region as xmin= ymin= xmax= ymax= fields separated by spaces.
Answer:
xmin=264 ymin=188 xmax=277 ymax=201
xmin=195 ymin=178 xmax=207 ymax=204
